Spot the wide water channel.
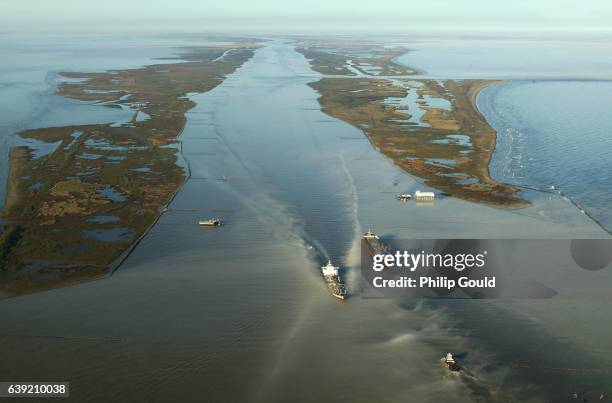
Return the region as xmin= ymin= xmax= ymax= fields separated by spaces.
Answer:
xmin=0 ymin=40 xmax=610 ymax=403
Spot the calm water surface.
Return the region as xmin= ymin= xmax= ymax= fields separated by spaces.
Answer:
xmin=0 ymin=37 xmax=611 ymax=402
xmin=396 ymin=37 xmax=612 ymax=79
xmin=480 ymin=80 xmax=612 ymax=233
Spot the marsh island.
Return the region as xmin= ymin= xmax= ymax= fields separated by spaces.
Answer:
xmin=0 ymin=41 xmax=259 ymax=295
xmin=299 ymin=39 xmax=527 ymax=207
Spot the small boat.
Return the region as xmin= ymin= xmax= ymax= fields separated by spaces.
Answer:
xmin=444 ymin=352 xmax=462 ymax=372
xmin=396 ymin=193 xmax=412 ymax=201
xmin=198 ymin=218 xmax=223 ymax=227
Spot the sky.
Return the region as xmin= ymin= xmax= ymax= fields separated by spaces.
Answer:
xmin=1 ymin=0 xmax=612 ymax=33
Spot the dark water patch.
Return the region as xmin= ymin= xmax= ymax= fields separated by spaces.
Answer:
xmin=440 ymin=172 xmax=480 ymax=185
xmin=106 ymin=156 xmax=126 ymax=161
xmin=425 ymin=158 xmax=457 ymax=168
xmin=134 ymin=110 xmax=150 ymax=122
xmin=74 ymin=168 xmax=98 ymax=177
xmin=84 ymin=137 xmax=147 ymax=152
xmin=64 ymin=130 xmax=82 ymax=150
xmin=430 ymin=134 xmax=472 ymax=147
xmin=30 ymin=272 xmax=62 ymax=281
xmin=96 ymin=187 xmax=126 ymax=202
xmin=130 ymin=166 xmax=151 ymax=173
xmin=62 ymin=244 xmax=90 ymax=254
xmin=457 ymin=177 xmax=480 ymax=185
xmin=16 ymin=136 xmax=62 ymax=159
xmin=82 ymin=89 xmax=121 ymax=94
xmin=87 ymin=215 xmax=120 ymax=224
xmin=423 ymin=93 xmax=452 ymax=110
xmin=78 ymin=152 xmax=103 ymax=160
xmin=83 ymin=227 xmax=133 ymax=242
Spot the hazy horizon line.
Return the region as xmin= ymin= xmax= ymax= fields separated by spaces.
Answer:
xmin=2 ymin=24 xmax=612 ymax=37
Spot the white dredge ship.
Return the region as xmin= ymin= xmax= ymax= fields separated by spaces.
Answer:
xmin=319 ymin=229 xmax=387 ymax=300
xmin=321 ymin=261 xmax=347 ymax=300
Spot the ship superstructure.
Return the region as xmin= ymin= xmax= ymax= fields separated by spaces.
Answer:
xmin=321 ymin=260 xmax=347 ymax=300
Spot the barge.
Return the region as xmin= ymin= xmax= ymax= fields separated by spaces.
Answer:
xmin=363 ymin=228 xmax=389 ymax=256
xmin=198 ymin=218 xmax=223 ymax=227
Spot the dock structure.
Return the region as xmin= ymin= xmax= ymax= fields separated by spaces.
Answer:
xmin=415 ymin=190 xmax=435 ymax=201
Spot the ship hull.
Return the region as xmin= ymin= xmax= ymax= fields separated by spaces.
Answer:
xmin=324 ymin=274 xmax=347 ymax=300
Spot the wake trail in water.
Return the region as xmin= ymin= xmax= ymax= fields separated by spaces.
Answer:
xmin=253 ymin=298 xmax=320 ymax=402
xmin=336 ymin=151 xmax=364 ymax=292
